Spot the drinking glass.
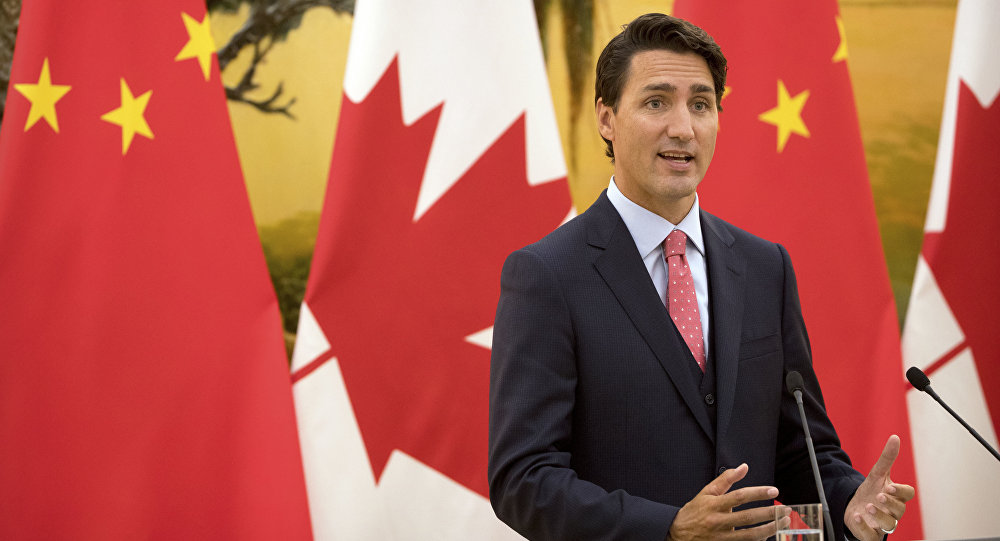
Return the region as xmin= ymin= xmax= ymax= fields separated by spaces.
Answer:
xmin=775 ymin=503 xmax=823 ymax=541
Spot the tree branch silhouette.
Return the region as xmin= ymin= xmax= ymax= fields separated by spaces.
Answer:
xmin=211 ymin=0 xmax=354 ymax=118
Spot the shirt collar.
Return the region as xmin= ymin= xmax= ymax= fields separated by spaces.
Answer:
xmin=607 ymin=177 xmax=705 ymax=259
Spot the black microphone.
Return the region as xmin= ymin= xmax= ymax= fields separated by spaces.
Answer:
xmin=906 ymin=366 xmax=1000 ymax=462
xmin=785 ymin=371 xmax=835 ymax=541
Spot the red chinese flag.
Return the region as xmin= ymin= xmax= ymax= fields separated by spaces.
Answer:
xmin=0 ymin=2 xmax=312 ymax=538
xmin=672 ymin=1 xmax=921 ymax=537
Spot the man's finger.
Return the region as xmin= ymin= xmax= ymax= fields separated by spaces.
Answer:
xmin=728 ymin=516 xmax=788 ymax=541
xmin=729 ymin=504 xmax=783 ymax=530
xmin=719 ymin=485 xmax=779 ymax=510
xmin=887 ymin=482 xmax=915 ymax=502
xmin=701 ymin=462 xmax=749 ymax=496
xmin=868 ymin=434 xmax=900 ymax=478
xmin=871 ymin=492 xmax=905 ymax=518
xmin=866 ymin=503 xmax=899 ymax=534
xmin=875 ymin=487 xmax=913 ymax=518
xmin=852 ymin=511 xmax=882 ymax=541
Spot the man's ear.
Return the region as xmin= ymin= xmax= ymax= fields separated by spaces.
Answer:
xmin=596 ymin=98 xmax=615 ymax=142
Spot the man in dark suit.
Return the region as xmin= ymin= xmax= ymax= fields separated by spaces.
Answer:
xmin=488 ymin=13 xmax=914 ymax=541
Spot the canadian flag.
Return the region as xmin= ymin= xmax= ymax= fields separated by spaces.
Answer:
xmin=289 ymin=0 xmax=571 ymax=538
xmin=901 ymin=0 xmax=1000 ymax=537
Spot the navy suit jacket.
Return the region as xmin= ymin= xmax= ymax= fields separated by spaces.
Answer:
xmin=488 ymin=191 xmax=864 ymax=540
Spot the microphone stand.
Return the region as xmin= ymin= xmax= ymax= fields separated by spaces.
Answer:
xmin=920 ymin=383 xmax=1000 ymax=462
xmin=791 ymin=388 xmax=837 ymax=541
xmin=907 ymin=366 xmax=1000 ymax=463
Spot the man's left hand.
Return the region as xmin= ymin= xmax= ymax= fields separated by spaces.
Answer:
xmin=844 ymin=435 xmax=915 ymax=540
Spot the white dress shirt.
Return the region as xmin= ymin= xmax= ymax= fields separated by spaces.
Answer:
xmin=606 ymin=178 xmax=710 ymax=358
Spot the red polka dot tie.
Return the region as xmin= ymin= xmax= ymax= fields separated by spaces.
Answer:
xmin=664 ymin=229 xmax=706 ymax=372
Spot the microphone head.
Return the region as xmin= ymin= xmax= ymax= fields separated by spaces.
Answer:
xmin=906 ymin=366 xmax=931 ymax=391
xmin=785 ymin=371 xmax=805 ymax=395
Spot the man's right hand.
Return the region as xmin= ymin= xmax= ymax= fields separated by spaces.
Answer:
xmin=666 ymin=463 xmax=789 ymax=541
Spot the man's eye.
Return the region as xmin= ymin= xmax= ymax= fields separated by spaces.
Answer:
xmin=648 ymin=100 xmax=662 ymax=109
xmin=693 ymin=102 xmax=707 ymax=111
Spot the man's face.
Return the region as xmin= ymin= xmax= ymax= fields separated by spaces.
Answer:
xmin=596 ymin=49 xmax=718 ymax=223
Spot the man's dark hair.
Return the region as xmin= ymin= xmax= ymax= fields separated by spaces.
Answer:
xmin=595 ymin=13 xmax=728 ymax=160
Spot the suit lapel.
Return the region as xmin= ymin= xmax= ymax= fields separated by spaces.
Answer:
xmin=588 ymin=193 xmax=714 ymax=442
xmin=701 ymin=212 xmax=746 ymax=443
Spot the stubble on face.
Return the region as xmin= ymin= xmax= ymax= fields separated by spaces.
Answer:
xmin=597 ymin=49 xmax=719 ymax=224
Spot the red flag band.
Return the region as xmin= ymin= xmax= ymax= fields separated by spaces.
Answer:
xmin=902 ymin=0 xmax=1000 ymax=537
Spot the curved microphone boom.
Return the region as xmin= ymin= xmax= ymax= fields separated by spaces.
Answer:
xmin=785 ymin=371 xmax=835 ymax=541
xmin=906 ymin=366 xmax=1000 ymax=462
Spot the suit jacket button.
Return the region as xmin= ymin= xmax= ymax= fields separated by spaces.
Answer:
xmin=704 ymin=393 xmax=715 ymax=405
xmin=718 ymin=466 xmax=727 ymax=475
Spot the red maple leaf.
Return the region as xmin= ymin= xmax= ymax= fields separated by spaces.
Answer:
xmin=921 ymin=81 xmax=1000 ymax=436
xmin=297 ymin=57 xmax=571 ymax=497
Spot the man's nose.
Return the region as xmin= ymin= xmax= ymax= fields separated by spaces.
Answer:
xmin=665 ymin=106 xmax=695 ymax=141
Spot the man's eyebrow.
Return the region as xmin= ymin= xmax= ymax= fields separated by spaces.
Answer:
xmin=642 ymin=83 xmax=677 ymax=93
xmin=691 ymin=83 xmax=715 ymax=95
xmin=641 ymin=82 xmax=716 ymax=95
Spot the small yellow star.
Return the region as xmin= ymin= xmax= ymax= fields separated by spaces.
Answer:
xmin=833 ymin=15 xmax=849 ymax=63
xmin=13 ymin=58 xmax=72 ymax=133
xmin=718 ymin=86 xmax=732 ymax=130
xmin=175 ymin=12 xmax=216 ymax=81
xmin=101 ymin=79 xmax=154 ymax=155
xmin=758 ymin=80 xmax=810 ymax=153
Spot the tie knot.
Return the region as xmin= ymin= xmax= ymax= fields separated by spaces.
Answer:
xmin=664 ymin=229 xmax=687 ymax=258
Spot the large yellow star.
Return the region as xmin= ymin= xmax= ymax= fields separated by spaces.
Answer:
xmin=13 ymin=58 xmax=72 ymax=133
xmin=101 ymin=79 xmax=154 ymax=155
xmin=833 ymin=15 xmax=849 ymax=63
xmin=175 ymin=12 xmax=216 ymax=81
xmin=758 ymin=80 xmax=810 ymax=153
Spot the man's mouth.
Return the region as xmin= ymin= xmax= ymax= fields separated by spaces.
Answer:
xmin=658 ymin=152 xmax=693 ymax=163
